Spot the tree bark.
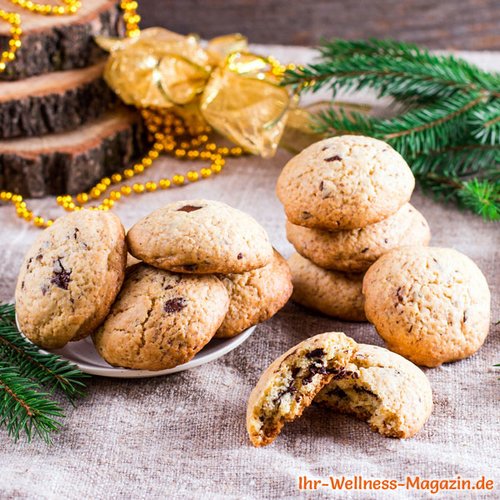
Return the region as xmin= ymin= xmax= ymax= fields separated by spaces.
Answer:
xmin=0 ymin=63 xmax=118 ymax=139
xmin=0 ymin=0 xmax=124 ymax=81
xmin=0 ymin=108 xmax=148 ymax=198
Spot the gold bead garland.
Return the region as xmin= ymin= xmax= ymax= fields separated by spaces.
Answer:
xmin=0 ymin=10 xmax=21 ymax=73
xmin=0 ymin=1 xmax=247 ymax=228
xmin=8 ymin=0 xmax=81 ymax=16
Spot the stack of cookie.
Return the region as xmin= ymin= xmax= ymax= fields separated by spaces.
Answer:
xmin=15 ymin=199 xmax=293 ymax=371
xmin=276 ymin=135 xmax=431 ymax=321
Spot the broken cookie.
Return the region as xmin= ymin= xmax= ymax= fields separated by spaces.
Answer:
xmin=246 ymin=332 xmax=357 ymax=447
xmin=247 ymin=334 xmax=433 ymax=446
xmin=316 ymin=344 xmax=433 ymax=438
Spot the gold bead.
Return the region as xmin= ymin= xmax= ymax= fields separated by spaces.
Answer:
xmin=111 ymin=173 xmax=122 ymax=183
xmin=34 ymin=216 xmax=45 ymax=227
xmin=96 ymin=183 xmax=107 ymax=191
xmin=133 ymin=183 xmax=145 ymax=193
xmin=76 ymin=193 xmax=89 ymax=204
xmin=200 ymin=168 xmax=212 ymax=178
xmin=145 ymin=181 xmax=157 ymax=192
xmin=172 ymin=174 xmax=184 ymax=185
xmin=103 ymin=199 xmax=115 ymax=207
xmin=159 ymin=179 xmax=171 ymax=189
xmin=110 ymin=191 xmax=121 ymax=201
xmin=231 ymin=147 xmax=243 ymax=156
xmin=133 ymin=164 xmax=145 ymax=174
xmin=90 ymin=188 xmax=101 ymax=199
xmin=101 ymin=177 xmax=111 ymax=186
xmin=211 ymin=164 xmax=222 ymax=174
xmin=124 ymin=169 xmax=135 ymax=178
xmin=121 ymin=186 xmax=132 ymax=196
xmin=46 ymin=219 xmax=54 ymax=227
xmin=141 ymin=157 xmax=153 ymax=167
xmin=153 ymin=142 xmax=164 ymax=152
xmin=148 ymin=150 xmax=159 ymax=159
xmin=175 ymin=149 xmax=186 ymax=158
xmin=187 ymin=171 xmax=199 ymax=182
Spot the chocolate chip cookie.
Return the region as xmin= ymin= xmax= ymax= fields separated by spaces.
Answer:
xmin=276 ymin=135 xmax=415 ymax=230
xmin=92 ymin=264 xmax=230 ymax=370
xmin=286 ymin=203 xmax=431 ymax=272
xmin=288 ymin=253 xmax=366 ymax=321
xmin=216 ymin=250 xmax=293 ymax=338
xmin=247 ymin=332 xmax=357 ymax=447
xmin=363 ymin=246 xmax=491 ymax=367
xmin=15 ymin=210 xmax=127 ymax=349
xmin=126 ymin=199 xmax=273 ymax=274
xmin=316 ymin=344 xmax=433 ymax=438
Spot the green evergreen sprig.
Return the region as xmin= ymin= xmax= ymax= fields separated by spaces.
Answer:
xmin=284 ymin=38 xmax=500 ymax=220
xmin=0 ymin=303 xmax=89 ymax=443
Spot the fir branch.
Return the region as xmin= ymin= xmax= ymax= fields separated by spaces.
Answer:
xmin=314 ymin=93 xmax=486 ymax=157
xmin=0 ymin=363 xmax=64 ymax=443
xmin=284 ymin=38 xmax=500 ymax=219
xmin=285 ymin=38 xmax=500 ymax=101
xmin=469 ymin=99 xmax=500 ymax=144
xmin=418 ymin=174 xmax=500 ymax=221
xmin=0 ymin=304 xmax=88 ymax=402
xmin=410 ymin=143 xmax=500 ymax=177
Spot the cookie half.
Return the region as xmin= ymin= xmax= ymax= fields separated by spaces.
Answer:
xmin=316 ymin=344 xmax=433 ymax=438
xmin=93 ymin=264 xmax=230 ymax=370
xmin=286 ymin=203 xmax=431 ymax=272
xmin=126 ymin=199 xmax=273 ymax=274
xmin=288 ymin=253 xmax=366 ymax=321
xmin=276 ymin=135 xmax=415 ymax=230
xmin=363 ymin=246 xmax=491 ymax=367
xmin=216 ymin=250 xmax=293 ymax=338
xmin=247 ymin=332 xmax=357 ymax=447
xmin=15 ymin=210 xmax=127 ymax=349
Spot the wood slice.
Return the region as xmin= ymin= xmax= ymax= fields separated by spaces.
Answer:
xmin=0 ymin=0 xmax=124 ymax=81
xmin=0 ymin=108 xmax=147 ymax=198
xmin=0 ymin=62 xmax=118 ymax=139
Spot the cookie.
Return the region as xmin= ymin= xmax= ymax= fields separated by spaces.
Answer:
xmin=286 ymin=203 xmax=431 ymax=272
xmin=92 ymin=264 xmax=229 ymax=370
xmin=15 ymin=210 xmax=127 ymax=349
xmin=363 ymin=246 xmax=491 ymax=367
xmin=276 ymin=135 xmax=415 ymax=230
xmin=247 ymin=332 xmax=357 ymax=447
xmin=127 ymin=199 xmax=273 ymax=274
xmin=216 ymin=250 xmax=293 ymax=338
xmin=316 ymin=344 xmax=433 ymax=438
xmin=288 ymin=253 xmax=366 ymax=321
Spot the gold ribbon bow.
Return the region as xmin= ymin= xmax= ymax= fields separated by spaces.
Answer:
xmin=97 ymin=28 xmax=298 ymax=158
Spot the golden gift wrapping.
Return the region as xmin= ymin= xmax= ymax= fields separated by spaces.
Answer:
xmin=97 ymin=28 xmax=304 ymax=158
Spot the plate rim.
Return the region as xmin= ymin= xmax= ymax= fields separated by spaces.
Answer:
xmin=15 ymin=313 xmax=256 ymax=378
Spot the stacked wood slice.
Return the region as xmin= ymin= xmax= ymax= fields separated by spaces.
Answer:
xmin=0 ymin=0 xmax=147 ymax=197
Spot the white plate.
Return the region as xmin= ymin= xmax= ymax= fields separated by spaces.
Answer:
xmin=16 ymin=314 xmax=255 ymax=378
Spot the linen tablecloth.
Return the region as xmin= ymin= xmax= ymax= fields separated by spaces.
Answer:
xmin=0 ymin=46 xmax=498 ymax=499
